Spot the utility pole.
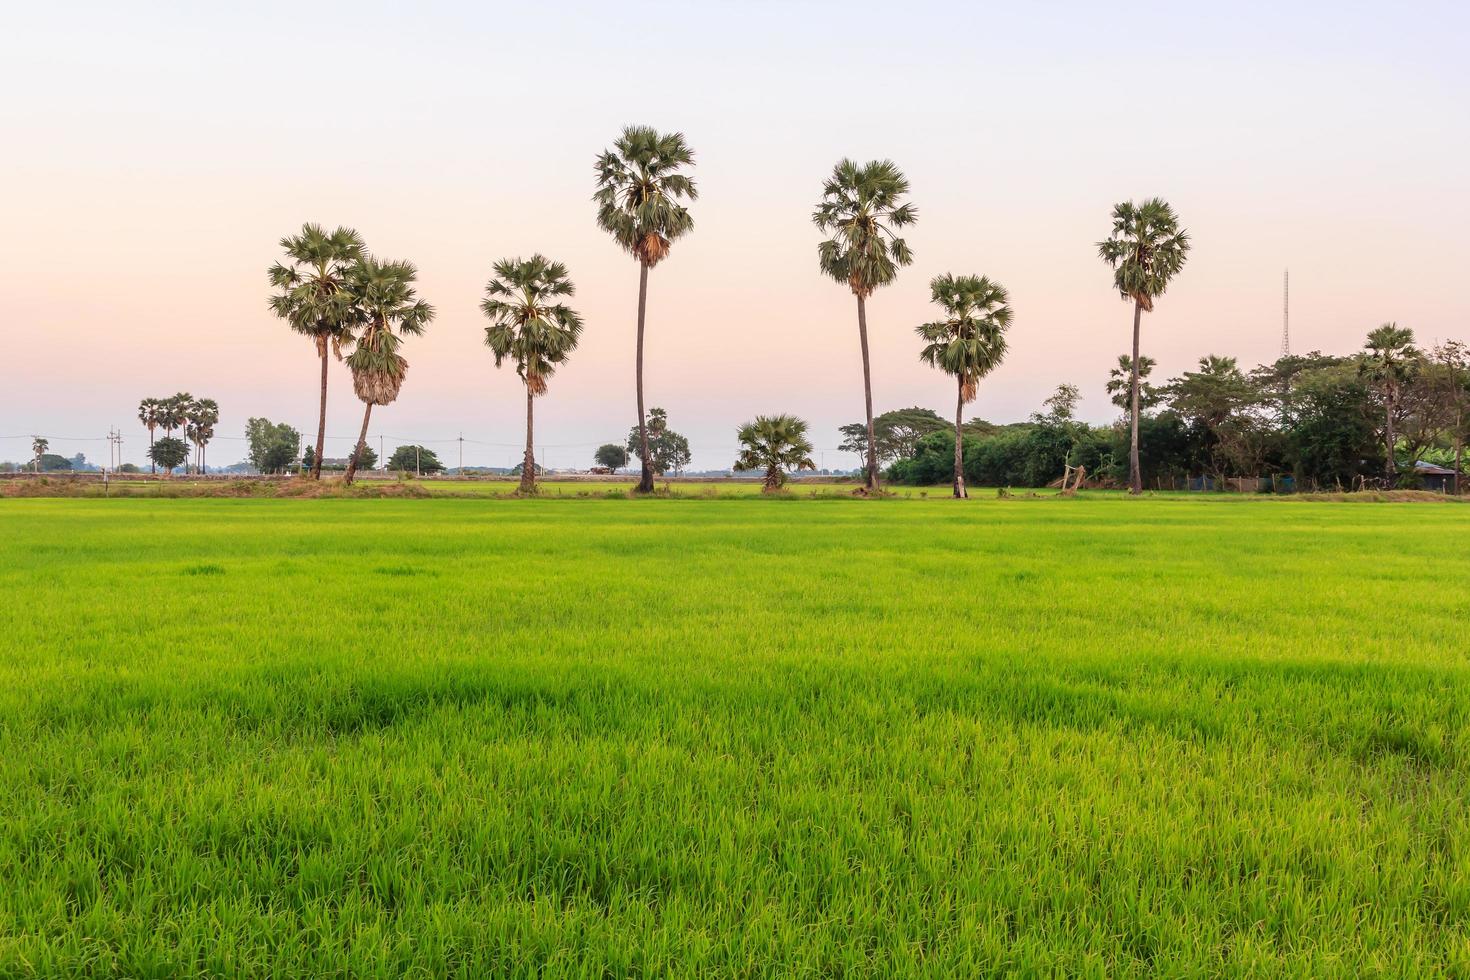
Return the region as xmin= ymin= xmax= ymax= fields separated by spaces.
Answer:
xmin=379 ymin=434 xmax=384 ymax=471
xmin=458 ymin=433 xmax=463 ymax=476
xmin=1280 ymin=269 xmax=1290 ymax=359
xmin=415 ymin=445 xmax=421 ymax=477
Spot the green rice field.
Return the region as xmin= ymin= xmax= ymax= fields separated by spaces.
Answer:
xmin=2 ymin=496 xmax=1468 ymax=975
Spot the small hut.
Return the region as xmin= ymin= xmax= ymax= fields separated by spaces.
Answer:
xmin=1411 ymin=461 xmax=1458 ymax=494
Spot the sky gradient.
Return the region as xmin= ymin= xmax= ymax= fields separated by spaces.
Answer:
xmin=3 ymin=0 xmax=1467 ymax=469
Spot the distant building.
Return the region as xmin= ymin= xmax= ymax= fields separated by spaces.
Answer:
xmin=1411 ymin=461 xmax=1458 ymax=494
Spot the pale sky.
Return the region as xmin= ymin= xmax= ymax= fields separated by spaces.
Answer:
xmin=3 ymin=0 xmax=1467 ymax=469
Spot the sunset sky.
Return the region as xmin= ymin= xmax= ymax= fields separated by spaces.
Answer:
xmin=4 ymin=0 xmax=1467 ymax=470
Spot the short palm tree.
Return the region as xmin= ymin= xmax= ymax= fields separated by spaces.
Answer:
xmin=594 ymin=126 xmax=698 ymax=494
xmin=480 ymin=255 xmax=584 ymax=494
xmin=813 ymin=159 xmax=917 ymax=493
xmin=342 ymin=257 xmax=434 ymax=485
xmin=915 ymin=274 xmax=1012 ymax=498
xmin=733 ymin=415 xmax=816 ymax=491
xmin=137 ymin=398 xmax=162 ymax=473
xmin=1360 ymin=322 xmax=1419 ymax=481
xmin=31 ymin=437 xmax=48 ymax=472
xmin=268 ymin=224 xmax=366 ymax=479
xmin=1097 ymin=198 xmax=1191 ymax=494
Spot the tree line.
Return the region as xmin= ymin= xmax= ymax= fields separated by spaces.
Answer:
xmin=136 ymin=394 xmax=219 ymax=476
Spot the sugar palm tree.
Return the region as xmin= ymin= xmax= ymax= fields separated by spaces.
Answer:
xmin=733 ymin=415 xmax=816 ymax=491
xmin=268 ymin=224 xmax=366 ymax=479
xmin=915 ymin=274 xmax=1012 ymax=498
xmin=594 ymin=126 xmax=698 ymax=494
xmin=813 ymin=159 xmax=917 ymax=493
xmin=1360 ymin=322 xmax=1419 ymax=482
xmin=185 ymin=397 xmax=219 ymax=474
xmin=31 ymin=437 xmax=48 ymax=472
xmin=480 ymin=255 xmax=584 ymax=494
xmin=342 ymin=257 xmax=433 ymax=485
xmin=137 ymin=398 xmax=162 ymax=473
xmin=1097 ymin=198 xmax=1191 ymax=494
xmin=158 ymin=393 xmax=192 ymax=443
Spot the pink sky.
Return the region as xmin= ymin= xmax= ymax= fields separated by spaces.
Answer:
xmin=3 ymin=1 xmax=1467 ymax=469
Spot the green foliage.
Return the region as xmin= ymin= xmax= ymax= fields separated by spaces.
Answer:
xmin=267 ymin=224 xmax=365 ymax=349
xmin=38 ymin=454 xmax=72 ymax=472
xmin=594 ymin=444 xmax=629 ymax=472
xmin=244 ymin=419 xmax=301 ymax=474
xmin=594 ymin=127 xmax=698 ymax=266
xmin=1285 ymin=367 xmax=1381 ymax=488
xmin=813 ymin=159 xmax=916 ymax=296
xmin=1107 ymin=354 xmax=1162 ymax=411
xmin=388 ymin=445 xmax=444 ymax=475
xmin=147 ymin=436 xmax=190 ymax=475
xmin=915 ymin=274 xmax=1012 ymax=405
xmin=732 ymin=414 xmax=816 ymax=489
xmin=838 ymin=408 xmax=951 ymax=464
xmin=1097 ymin=198 xmax=1191 ymax=310
xmin=627 ymin=407 xmax=691 ymax=476
xmin=480 ymin=255 xmax=583 ymax=394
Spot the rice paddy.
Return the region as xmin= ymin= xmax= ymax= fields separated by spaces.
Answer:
xmin=2 ymin=496 xmax=1468 ymax=975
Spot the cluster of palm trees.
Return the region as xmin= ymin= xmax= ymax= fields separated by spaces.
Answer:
xmin=267 ymin=124 xmax=1190 ymax=497
xmin=137 ymin=393 xmax=219 ymax=475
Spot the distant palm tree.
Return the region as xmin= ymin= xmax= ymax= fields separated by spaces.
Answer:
xmin=185 ymin=397 xmax=219 ymax=474
xmin=137 ymin=398 xmax=162 ymax=473
xmin=594 ymin=126 xmax=698 ymax=494
xmin=158 ymin=393 xmax=192 ymax=444
xmin=342 ymin=257 xmax=434 ymax=485
xmin=1098 ymin=198 xmax=1191 ymax=494
xmin=268 ymin=224 xmax=366 ymax=479
xmin=813 ymin=159 xmax=917 ymax=493
xmin=480 ymin=255 xmax=584 ymax=494
xmin=733 ymin=415 xmax=816 ymax=491
xmin=1106 ymin=354 xmax=1160 ymax=411
xmin=1360 ymin=322 xmax=1419 ymax=482
xmin=31 ymin=437 xmax=48 ymax=472
xmin=915 ymin=274 xmax=1012 ymax=498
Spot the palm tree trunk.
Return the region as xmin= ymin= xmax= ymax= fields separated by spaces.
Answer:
xmin=345 ymin=402 xmax=373 ymax=486
xmin=635 ymin=261 xmax=654 ymax=494
xmin=1384 ymin=392 xmax=1398 ymax=482
xmin=1455 ymin=434 xmax=1463 ymax=496
xmin=954 ymin=375 xmax=966 ymax=499
xmin=1129 ymin=300 xmax=1144 ymax=495
xmin=521 ymin=384 xmax=536 ymax=494
xmin=765 ymin=465 xmax=780 ymax=492
xmin=149 ymin=428 xmax=156 ymax=475
xmin=313 ymin=344 xmax=329 ymax=480
xmin=856 ymin=294 xmax=879 ymax=493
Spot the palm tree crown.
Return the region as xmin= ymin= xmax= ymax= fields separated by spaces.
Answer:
xmin=915 ymin=274 xmax=1012 ymax=401
xmin=344 ymin=257 xmax=434 ymax=405
xmin=733 ymin=415 xmax=816 ymax=491
xmin=594 ymin=126 xmax=698 ymax=267
xmin=268 ymin=224 xmax=365 ymax=353
xmin=1096 ymin=198 xmax=1191 ymax=311
xmin=481 ymin=255 xmax=584 ymax=394
xmin=813 ymin=159 xmax=917 ymax=297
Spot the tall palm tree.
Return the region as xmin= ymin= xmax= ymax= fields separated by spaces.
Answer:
xmin=137 ymin=398 xmax=161 ymax=473
xmin=1360 ymin=322 xmax=1419 ymax=482
xmin=733 ymin=415 xmax=816 ymax=491
xmin=185 ymin=397 xmax=219 ymax=474
xmin=1098 ymin=198 xmax=1191 ymax=494
xmin=342 ymin=257 xmax=434 ymax=485
xmin=268 ymin=224 xmax=366 ymax=479
xmin=480 ymin=255 xmax=584 ymax=494
xmin=914 ymin=274 xmax=1012 ymax=498
xmin=813 ymin=159 xmax=917 ymax=493
xmin=31 ymin=437 xmax=48 ymax=473
xmin=594 ymin=126 xmax=698 ymax=494
xmin=158 ymin=393 xmax=192 ymax=444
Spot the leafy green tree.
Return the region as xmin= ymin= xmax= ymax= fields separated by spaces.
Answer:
xmin=342 ymin=258 xmax=434 ymax=485
xmin=1358 ymin=323 xmax=1418 ymax=481
xmin=148 ymin=436 xmax=190 ymax=476
xmin=595 ymin=443 xmax=629 ymax=472
xmin=814 ymin=159 xmax=917 ymax=493
xmin=244 ymin=418 xmax=301 ymax=474
xmin=595 ymin=126 xmax=698 ymax=494
xmin=481 ymin=255 xmax=584 ymax=494
xmin=39 ymin=453 xmax=72 ymax=472
xmin=1284 ymin=366 xmax=1380 ymax=488
xmin=626 ymin=407 xmax=691 ymax=476
xmin=915 ymin=274 xmax=1012 ymax=497
xmin=268 ymin=224 xmax=366 ymax=479
xmin=838 ymin=408 xmax=951 ymax=464
xmin=118 ymin=463 xmax=141 ymax=474
xmin=137 ymin=398 xmax=162 ymax=473
xmin=733 ymin=415 xmax=816 ymax=491
xmin=387 ymin=445 xmax=443 ymax=474
xmin=1429 ymin=340 xmax=1470 ymax=492
xmin=1097 ymin=198 xmax=1191 ymax=493
xmin=1106 ymin=354 xmax=1161 ymax=412
xmin=1166 ymin=355 xmax=1272 ymax=481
